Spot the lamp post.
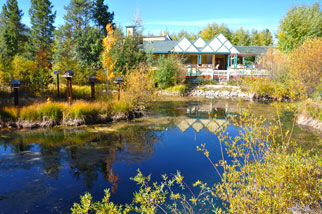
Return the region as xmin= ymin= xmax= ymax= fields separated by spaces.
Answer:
xmin=114 ymin=76 xmax=124 ymax=101
xmin=88 ymin=76 xmax=99 ymax=99
xmin=54 ymin=71 xmax=60 ymax=96
xmin=62 ymin=70 xmax=74 ymax=104
xmin=11 ymin=80 xmax=21 ymax=107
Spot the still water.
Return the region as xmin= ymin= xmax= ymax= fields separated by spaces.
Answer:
xmin=0 ymin=100 xmax=320 ymax=213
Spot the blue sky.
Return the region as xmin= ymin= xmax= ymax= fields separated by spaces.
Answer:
xmin=10 ymin=0 xmax=319 ymax=35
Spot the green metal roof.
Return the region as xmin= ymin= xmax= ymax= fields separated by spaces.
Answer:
xmin=143 ymin=40 xmax=271 ymax=55
xmin=143 ymin=41 xmax=177 ymax=54
xmin=235 ymin=46 xmax=270 ymax=54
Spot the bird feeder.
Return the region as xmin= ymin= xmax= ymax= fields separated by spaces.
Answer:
xmin=62 ymin=70 xmax=74 ymax=104
xmin=114 ymin=76 xmax=124 ymax=101
xmin=88 ymin=76 xmax=99 ymax=99
xmin=11 ymin=80 xmax=21 ymax=106
xmin=53 ymin=71 xmax=60 ymax=96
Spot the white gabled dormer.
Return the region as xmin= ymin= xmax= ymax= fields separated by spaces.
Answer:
xmin=172 ymin=37 xmax=198 ymax=53
xmin=205 ymin=33 xmax=240 ymax=54
xmin=194 ymin=37 xmax=207 ymax=48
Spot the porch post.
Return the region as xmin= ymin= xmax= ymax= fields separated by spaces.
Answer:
xmin=197 ymin=54 xmax=199 ymax=64
xmin=234 ymin=54 xmax=238 ymax=68
xmin=227 ymin=69 xmax=230 ymax=81
xmin=212 ymin=67 xmax=214 ymax=80
xmin=228 ymin=55 xmax=231 ymax=69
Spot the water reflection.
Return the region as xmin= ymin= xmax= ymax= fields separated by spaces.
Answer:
xmin=0 ymin=100 xmax=319 ymax=214
xmin=175 ymin=103 xmax=236 ymax=134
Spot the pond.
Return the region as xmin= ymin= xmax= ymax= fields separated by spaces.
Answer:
xmin=0 ymin=99 xmax=320 ymax=214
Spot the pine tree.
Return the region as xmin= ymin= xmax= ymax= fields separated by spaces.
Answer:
xmin=0 ymin=0 xmax=25 ymax=65
xmin=26 ymin=0 xmax=56 ymax=90
xmin=55 ymin=0 xmax=114 ymax=75
xmin=27 ymin=0 xmax=56 ymax=62
xmin=92 ymin=0 xmax=114 ymax=35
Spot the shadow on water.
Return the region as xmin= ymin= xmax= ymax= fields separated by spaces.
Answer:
xmin=0 ymin=99 xmax=321 ymax=213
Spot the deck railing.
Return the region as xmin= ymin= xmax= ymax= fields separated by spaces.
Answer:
xmin=185 ymin=65 xmax=269 ymax=81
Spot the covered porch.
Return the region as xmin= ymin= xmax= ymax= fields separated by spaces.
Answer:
xmin=183 ymin=54 xmax=229 ymax=70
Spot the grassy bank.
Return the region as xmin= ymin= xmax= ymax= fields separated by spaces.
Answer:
xmin=0 ymin=99 xmax=136 ymax=125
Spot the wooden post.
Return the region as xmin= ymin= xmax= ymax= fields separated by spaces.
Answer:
xmin=69 ymin=78 xmax=72 ymax=103
xmin=14 ymin=88 xmax=19 ymax=107
xmin=66 ymin=77 xmax=72 ymax=104
xmin=117 ymin=83 xmax=120 ymax=101
xmin=91 ymin=82 xmax=95 ymax=99
xmin=56 ymin=74 xmax=60 ymax=96
xmin=66 ymin=78 xmax=69 ymax=103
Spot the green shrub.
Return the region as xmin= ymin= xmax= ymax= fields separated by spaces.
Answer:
xmin=199 ymin=78 xmax=218 ymax=85
xmin=155 ymin=55 xmax=184 ymax=89
xmin=165 ymin=84 xmax=188 ymax=94
xmin=244 ymin=78 xmax=290 ymax=98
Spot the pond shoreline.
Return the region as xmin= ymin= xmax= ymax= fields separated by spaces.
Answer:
xmin=297 ymin=114 xmax=322 ymax=133
xmin=0 ymin=110 xmax=145 ymax=130
xmin=159 ymin=85 xmax=280 ymax=101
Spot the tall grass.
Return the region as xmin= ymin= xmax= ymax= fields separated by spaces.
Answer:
xmin=47 ymin=84 xmax=92 ymax=98
xmin=68 ymin=101 xmax=99 ymax=120
xmin=111 ymin=99 xmax=134 ymax=114
xmin=20 ymin=102 xmax=67 ymax=121
xmin=39 ymin=102 xmax=66 ymax=120
xmin=18 ymin=100 xmax=130 ymax=122
xmin=0 ymin=106 xmax=18 ymax=121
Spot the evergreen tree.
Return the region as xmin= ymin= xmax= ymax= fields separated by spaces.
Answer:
xmin=62 ymin=0 xmax=101 ymax=69
xmin=92 ymin=0 xmax=114 ymax=35
xmin=0 ymin=0 xmax=25 ymax=65
xmin=26 ymin=0 xmax=56 ymax=90
xmin=27 ymin=0 xmax=56 ymax=61
xmin=53 ymin=0 xmax=114 ymax=84
xmin=64 ymin=0 xmax=91 ymax=33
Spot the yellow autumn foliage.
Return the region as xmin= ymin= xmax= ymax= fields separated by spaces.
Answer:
xmin=258 ymin=48 xmax=290 ymax=81
xmin=98 ymin=23 xmax=117 ymax=82
xmin=289 ymin=38 xmax=322 ymax=95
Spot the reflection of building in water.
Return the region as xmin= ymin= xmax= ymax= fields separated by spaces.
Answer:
xmin=176 ymin=102 xmax=235 ymax=134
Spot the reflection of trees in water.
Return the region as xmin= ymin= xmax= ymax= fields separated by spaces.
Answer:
xmin=150 ymin=101 xmax=188 ymax=117
xmin=0 ymin=125 xmax=163 ymax=191
xmin=39 ymin=145 xmax=62 ymax=178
